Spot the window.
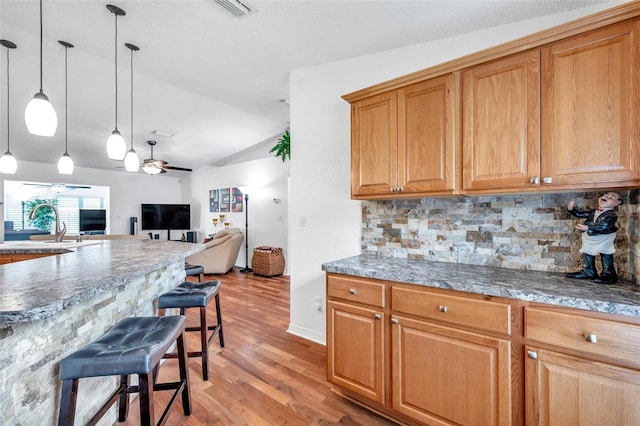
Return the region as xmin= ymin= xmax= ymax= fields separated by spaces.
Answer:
xmin=3 ymin=181 xmax=109 ymax=234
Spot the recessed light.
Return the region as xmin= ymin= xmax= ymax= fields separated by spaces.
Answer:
xmin=150 ymin=129 xmax=173 ymax=138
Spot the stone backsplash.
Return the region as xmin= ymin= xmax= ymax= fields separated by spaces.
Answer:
xmin=362 ymin=190 xmax=640 ymax=284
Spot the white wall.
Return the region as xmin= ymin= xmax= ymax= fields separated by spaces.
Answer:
xmin=0 ymin=160 xmax=183 ymax=238
xmin=187 ymin=157 xmax=289 ymax=270
xmin=287 ymin=1 xmax=627 ymax=344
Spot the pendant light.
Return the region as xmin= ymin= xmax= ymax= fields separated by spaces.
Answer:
xmin=106 ymin=4 xmax=127 ymax=160
xmin=0 ymin=39 xmax=17 ymax=174
xmin=57 ymin=41 xmax=74 ymax=175
xmin=124 ymin=42 xmax=140 ymax=172
xmin=24 ymin=0 xmax=57 ymax=137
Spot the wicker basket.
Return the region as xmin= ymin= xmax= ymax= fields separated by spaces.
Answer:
xmin=252 ymin=246 xmax=285 ymax=277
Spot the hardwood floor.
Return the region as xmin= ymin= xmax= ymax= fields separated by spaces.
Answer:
xmin=123 ymin=269 xmax=397 ymax=426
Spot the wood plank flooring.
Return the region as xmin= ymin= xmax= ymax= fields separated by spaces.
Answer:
xmin=123 ymin=269 xmax=397 ymax=425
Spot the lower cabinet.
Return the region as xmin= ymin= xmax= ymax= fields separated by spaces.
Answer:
xmin=392 ymin=315 xmax=511 ymax=425
xmin=0 ymin=252 xmax=57 ymax=264
xmin=525 ymin=347 xmax=640 ymax=426
xmin=524 ymin=306 xmax=640 ymax=426
xmin=326 ymin=300 xmax=385 ymax=404
xmin=326 ymin=273 xmax=640 ymax=426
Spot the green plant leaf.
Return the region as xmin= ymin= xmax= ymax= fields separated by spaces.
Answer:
xmin=270 ymin=130 xmax=290 ymax=162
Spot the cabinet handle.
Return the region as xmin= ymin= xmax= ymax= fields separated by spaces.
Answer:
xmin=349 ymin=288 xmax=357 ymax=295
xmin=527 ymin=350 xmax=538 ymax=360
xmin=543 ymin=176 xmax=553 ymax=184
xmin=391 ymin=187 xmax=397 ymax=192
xmin=530 ymin=176 xmax=540 ymax=185
xmin=398 ymin=187 xmax=403 ymax=192
xmin=585 ymin=333 xmax=597 ymax=344
xmin=391 ymin=318 xmax=399 ymax=324
xmin=374 ymin=313 xmax=382 ymax=320
xmin=438 ymin=305 xmax=448 ymax=313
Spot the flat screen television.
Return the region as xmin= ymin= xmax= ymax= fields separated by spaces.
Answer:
xmin=141 ymin=204 xmax=191 ymax=230
xmin=79 ymin=209 xmax=107 ymax=232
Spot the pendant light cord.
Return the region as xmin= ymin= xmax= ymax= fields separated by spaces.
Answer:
xmin=114 ymin=12 xmax=118 ymax=130
xmin=39 ymin=0 xmax=43 ymax=92
xmin=6 ymin=47 xmax=10 ymax=152
xmin=130 ymin=47 xmax=133 ymax=149
xmin=64 ymin=45 xmax=68 ymax=154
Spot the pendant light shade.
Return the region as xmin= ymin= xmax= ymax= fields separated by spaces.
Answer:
xmin=25 ymin=0 xmax=57 ymax=137
xmin=58 ymin=40 xmax=74 ymax=175
xmin=25 ymin=93 xmax=57 ymax=136
xmin=57 ymin=153 xmax=74 ymax=175
xmin=1 ymin=39 xmax=18 ymax=174
xmin=107 ymin=129 xmax=126 ymax=160
xmin=124 ymin=42 xmax=140 ymax=172
xmin=106 ymin=4 xmax=126 ymax=160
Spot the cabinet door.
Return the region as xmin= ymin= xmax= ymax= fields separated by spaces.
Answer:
xmin=541 ymin=19 xmax=640 ymax=187
xmin=398 ymin=75 xmax=457 ymax=194
xmin=525 ymin=347 xmax=640 ymax=426
xmin=392 ymin=315 xmax=511 ymax=426
xmin=327 ymin=300 xmax=385 ymax=404
xmin=462 ymin=49 xmax=540 ymax=191
xmin=351 ymin=91 xmax=398 ymax=197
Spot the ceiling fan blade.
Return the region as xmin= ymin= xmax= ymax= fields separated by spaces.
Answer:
xmin=163 ymin=165 xmax=193 ymax=172
xmin=66 ymin=185 xmax=92 ymax=189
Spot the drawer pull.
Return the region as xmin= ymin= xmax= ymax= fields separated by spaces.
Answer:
xmin=391 ymin=318 xmax=399 ymax=325
xmin=438 ymin=305 xmax=448 ymax=313
xmin=374 ymin=313 xmax=382 ymax=320
xmin=543 ymin=176 xmax=553 ymax=184
xmin=585 ymin=333 xmax=597 ymax=344
xmin=527 ymin=350 xmax=538 ymax=360
xmin=349 ymin=288 xmax=357 ymax=295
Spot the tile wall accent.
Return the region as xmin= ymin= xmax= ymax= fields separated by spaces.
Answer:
xmin=362 ymin=190 xmax=640 ymax=284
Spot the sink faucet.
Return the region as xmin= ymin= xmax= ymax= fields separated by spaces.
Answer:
xmin=28 ymin=203 xmax=67 ymax=242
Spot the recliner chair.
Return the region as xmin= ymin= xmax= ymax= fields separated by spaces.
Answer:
xmin=185 ymin=228 xmax=243 ymax=275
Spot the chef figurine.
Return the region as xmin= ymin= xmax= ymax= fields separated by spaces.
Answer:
xmin=565 ymin=192 xmax=623 ymax=284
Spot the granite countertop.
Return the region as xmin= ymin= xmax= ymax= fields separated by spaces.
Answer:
xmin=322 ymin=254 xmax=640 ymax=318
xmin=0 ymin=240 xmax=204 ymax=323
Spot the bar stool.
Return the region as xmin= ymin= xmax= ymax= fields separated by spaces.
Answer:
xmin=58 ymin=316 xmax=191 ymax=426
xmin=157 ymin=280 xmax=224 ymax=380
xmin=184 ymin=262 xmax=204 ymax=282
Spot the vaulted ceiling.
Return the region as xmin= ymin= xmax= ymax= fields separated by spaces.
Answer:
xmin=0 ymin=0 xmax=622 ymax=174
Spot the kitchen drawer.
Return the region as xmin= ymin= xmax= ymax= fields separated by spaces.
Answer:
xmin=392 ymin=285 xmax=511 ymax=335
xmin=525 ymin=307 xmax=640 ymax=366
xmin=327 ymin=274 xmax=386 ymax=308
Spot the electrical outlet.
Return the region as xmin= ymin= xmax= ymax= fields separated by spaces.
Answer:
xmin=314 ymin=297 xmax=322 ymax=311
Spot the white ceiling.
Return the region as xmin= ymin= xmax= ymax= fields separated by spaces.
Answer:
xmin=0 ymin=0 xmax=620 ymax=175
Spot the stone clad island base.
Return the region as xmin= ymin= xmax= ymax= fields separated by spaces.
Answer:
xmin=0 ymin=239 xmax=203 ymax=425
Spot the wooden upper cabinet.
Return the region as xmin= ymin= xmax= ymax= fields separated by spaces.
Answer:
xmin=347 ymin=4 xmax=640 ymax=196
xmin=351 ymin=92 xmax=398 ymax=197
xmin=397 ymin=75 xmax=457 ymax=195
xmin=462 ymin=49 xmax=541 ymax=191
xmin=541 ymin=18 xmax=640 ymax=187
xmin=350 ymin=75 xmax=456 ymax=199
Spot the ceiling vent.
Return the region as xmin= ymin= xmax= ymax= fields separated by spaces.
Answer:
xmin=214 ymin=0 xmax=257 ymax=18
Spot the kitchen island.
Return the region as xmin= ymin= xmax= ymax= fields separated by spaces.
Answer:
xmin=0 ymin=239 xmax=203 ymax=425
xmin=323 ymin=255 xmax=640 ymax=425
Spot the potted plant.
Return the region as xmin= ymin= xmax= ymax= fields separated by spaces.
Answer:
xmin=269 ymin=130 xmax=290 ymax=162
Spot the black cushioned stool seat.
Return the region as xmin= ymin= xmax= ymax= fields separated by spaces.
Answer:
xmin=185 ymin=262 xmax=204 ymax=282
xmin=157 ymin=280 xmax=224 ymax=381
xmin=58 ymin=316 xmax=191 ymax=426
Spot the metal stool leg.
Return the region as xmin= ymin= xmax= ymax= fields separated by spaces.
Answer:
xmin=57 ymin=379 xmax=78 ymax=426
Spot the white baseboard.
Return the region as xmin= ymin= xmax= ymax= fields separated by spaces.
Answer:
xmin=287 ymin=323 xmax=326 ymax=346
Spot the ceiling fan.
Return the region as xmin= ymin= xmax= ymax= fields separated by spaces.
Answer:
xmin=142 ymin=141 xmax=192 ymax=175
xmin=23 ymin=183 xmax=92 ymax=193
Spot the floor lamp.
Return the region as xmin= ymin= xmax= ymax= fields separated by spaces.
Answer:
xmin=240 ymin=191 xmax=252 ymax=273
